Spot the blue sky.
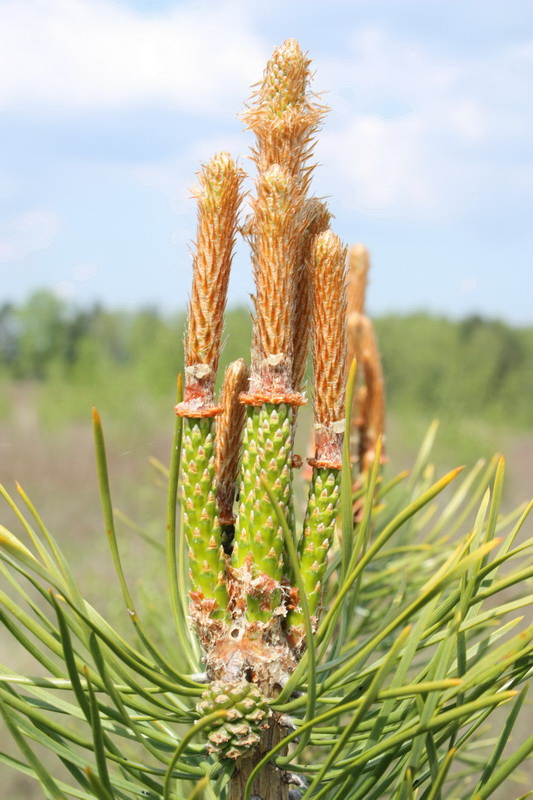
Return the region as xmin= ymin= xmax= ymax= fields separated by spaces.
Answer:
xmin=0 ymin=0 xmax=532 ymax=323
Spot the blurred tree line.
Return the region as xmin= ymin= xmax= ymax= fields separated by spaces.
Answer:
xmin=0 ymin=290 xmax=531 ymax=430
xmin=375 ymin=314 xmax=533 ymax=428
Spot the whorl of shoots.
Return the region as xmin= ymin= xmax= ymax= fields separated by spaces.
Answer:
xmin=348 ymin=311 xmax=386 ymax=471
xmin=311 ymin=230 xmax=348 ymax=467
xmin=178 ymin=152 xmax=244 ymax=415
xmin=243 ymin=38 xmax=325 ymax=190
xmin=246 ymin=165 xmax=305 ymax=401
xmin=216 ymin=358 xmax=250 ymax=527
xmin=291 ymin=199 xmax=332 ymax=395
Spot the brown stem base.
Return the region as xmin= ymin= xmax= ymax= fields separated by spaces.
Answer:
xmin=227 ymin=722 xmax=288 ymax=800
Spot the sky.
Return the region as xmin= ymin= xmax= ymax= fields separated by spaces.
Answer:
xmin=0 ymin=0 xmax=532 ymax=323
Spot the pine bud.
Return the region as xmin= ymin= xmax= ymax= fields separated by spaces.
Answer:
xmin=310 ymin=230 xmax=348 ymax=467
xmin=178 ymin=152 xmax=244 ymax=416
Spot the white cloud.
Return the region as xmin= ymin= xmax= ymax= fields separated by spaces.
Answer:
xmin=1 ymin=6 xmax=531 ymax=228
xmin=0 ymin=209 xmax=61 ymax=264
xmin=71 ymin=262 xmax=99 ymax=282
xmin=136 ymin=136 xmax=236 ymax=206
xmin=315 ymin=25 xmax=533 ymax=220
xmin=134 ymin=128 xmax=254 ymax=217
xmin=54 ymin=280 xmax=75 ymax=301
xmin=319 ymin=114 xmax=439 ymax=218
xmin=0 ymin=0 xmax=265 ymax=114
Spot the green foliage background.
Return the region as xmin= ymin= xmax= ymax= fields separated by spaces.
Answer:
xmin=1 ymin=291 xmax=531 ymax=440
